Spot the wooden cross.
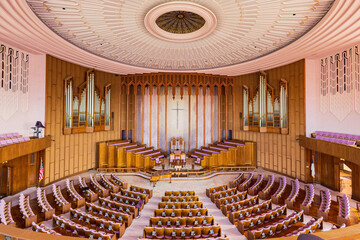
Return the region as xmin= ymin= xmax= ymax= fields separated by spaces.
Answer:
xmin=171 ymin=102 xmax=184 ymax=129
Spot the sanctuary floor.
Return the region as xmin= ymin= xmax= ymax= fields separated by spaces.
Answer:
xmin=4 ymin=169 xmax=360 ymax=240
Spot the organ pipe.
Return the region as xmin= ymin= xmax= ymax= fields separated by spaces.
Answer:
xmin=243 ymin=86 xmax=249 ymax=127
xmin=259 ymin=73 xmax=266 ymax=128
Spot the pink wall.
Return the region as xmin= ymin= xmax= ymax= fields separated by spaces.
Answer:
xmin=305 ymin=58 xmax=360 ymax=136
xmin=0 ymin=44 xmax=46 ymax=137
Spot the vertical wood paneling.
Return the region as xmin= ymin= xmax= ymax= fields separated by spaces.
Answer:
xmin=233 ymin=60 xmax=306 ymax=181
xmin=44 ymin=55 xmax=122 ymax=185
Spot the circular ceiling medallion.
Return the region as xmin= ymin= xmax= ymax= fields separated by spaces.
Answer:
xmin=144 ymin=1 xmax=217 ymax=42
xmin=155 ymin=11 xmax=206 ymax=34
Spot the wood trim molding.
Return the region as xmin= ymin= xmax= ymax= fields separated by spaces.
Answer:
xmin=218 ymin=86 xmax=221 ymax=142
xmin=203 ymin=85 xmax=206 ymax=146
xmin=188 ymin=86 xmax=192 ymax=152
xmin=157 ymin=86 xmax=160 ymax=149
xmin=141 ymin=85 xmax=145 ymax=144
xmin=164 ymin=85 xmax=168 ymax=153
xmin=225 ymin=85 xmax=228 ymax=139
xmin=195 ymin=85 xmax=199 ymax=148
xmin=133 ymin=84 xmax=137 ymax=142
xmin=126 ymin=85 xmax=130 ymax=140
xmin=210 ymin=85 xmax=214 ymax=143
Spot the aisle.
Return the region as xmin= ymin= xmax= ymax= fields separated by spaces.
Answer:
xmin=198 ymin=192 xmax=247 ymax=240
xmin=120 ymin=196 xmax=161 ymax=239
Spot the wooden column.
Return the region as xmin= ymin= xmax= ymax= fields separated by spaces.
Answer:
xmin=347 ymin=161 xmax=360 ymax=201
xmin=165 ymin=85 xmax=168 ymax=153
xmin=188 ymin=86 xmax=191 ymax=153
xmin=195 ymin=85 xmax=199 ymax=148
xmin=319 ymin=153 xmax=340 ymax=192
xmin=218 ymin=85 xmax=221 ymax=142
xmin=126 ymin=85 xmax=130 ymax=140
xmin=157 ymin=85 xmax=160 ymax=149
xmin=210 ymin=85 xmax=214 ymax=144
xmin=141 ymin=85 xmax=145 ymax=144
xmin=304 ymin=149 xmax=313 ymax=183
xmin=133 ymin=84 xmax=137 ymax=142
xmin=119 ymin=83 xmax=122 ymax=139
xmin=232 ymin=85 xmax=235 ymax=139
xmin=149 ymin=85 xmax=152 ymax=147
xmin=225 ymin=85 xmax=228 ymax=139
xmin=203 ymin=85 xmax=206 ymax=146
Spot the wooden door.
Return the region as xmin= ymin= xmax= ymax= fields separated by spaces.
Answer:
xmin=0 ymin=166 xmax=12 ymax=196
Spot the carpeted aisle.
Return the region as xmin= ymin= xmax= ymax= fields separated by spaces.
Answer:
xmin=121 ymin=196 xmax=162 ymax=239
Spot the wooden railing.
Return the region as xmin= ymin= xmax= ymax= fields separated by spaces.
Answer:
xmin=299 ymin=135 xmax=360 ymax=166
xmin=0 ymin=136 xmax=51 ymax=164
xmin=96 ymin=165 xmax=256 ymax=178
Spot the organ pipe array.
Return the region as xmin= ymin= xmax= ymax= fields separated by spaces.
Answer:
xmin=243 ymin=72 xmax=288 ymax=134
xmin=63 ymin=69 xmax=111 ymax=134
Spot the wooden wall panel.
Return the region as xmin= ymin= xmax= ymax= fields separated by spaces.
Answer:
xmin=233 ymin=60 xmax=306 ymax=181
xmin=44 ymin=55 xmax=122 ymax=185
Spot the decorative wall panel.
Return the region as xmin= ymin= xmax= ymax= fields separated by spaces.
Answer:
xmin=0 ymin=44 xmax=29 ymax=121
xmin=320 ymin=44 xmax=360 ymax=121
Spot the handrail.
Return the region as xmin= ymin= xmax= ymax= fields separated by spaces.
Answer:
xmin=96 ymin=166 xmax=256 ymax=178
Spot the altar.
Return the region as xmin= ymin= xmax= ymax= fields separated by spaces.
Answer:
xmin=169 ymin=137 xmax=186 ymax=169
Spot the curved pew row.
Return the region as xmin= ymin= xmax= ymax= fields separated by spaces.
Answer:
xmin=158 ymin=201 xmax=204 ymax=209
xmin=143 ymin=226 xmax=222 ymax=239
xmin=52 ymin=184 xmax=71 ymax=214
xmin=69 ymin=208 xmax=126 ymax=238
xmin=166 ymin=191 xmax=196 ymax=197
xmin=237 ymin=205 xmax=287 ymax=234
xmin=215 ymin=192 xmax=248 ymax=209
xmin=85 ymin=201 xmax=133 ymax=227
xmin=78 ymin=176 xmax=98 ymax=202
xmin=229 ymin=173 xmax=244 ymax=188
xmin=149 ymin=216 xmax=215 ymax=228
xmin=19 ymin=194 xmax=37 ymax=228
xmin=37 ymin=188 xmax=55 ymax=220
xmin=247 ymin=210 xmax=308 ymax=240
xmin=259 ymin=174 xmax=275 ymax=200
xmin=52 ymin=214 xmax=116 ymax=240
xmin=0 ymin=200 xmax=15 ymax=227
xmin=221 ymin=195 xmax=259 ymax=217
xmin=110 ymin=173 xmax=128 ymax=189
xmin=271 ymin=176 xmax=287 ymax=204
xmin=300 ymin=184 xmax=315 ymax=215
xmin=162 ymin=196 xmax=200 ymax=202
xmin=317 ymin=189 xmax=331 ymax=221
xmin=65 ymin=179 xmax=85 ymax=208
xmin=99 ymin=174 xmax=120 ymax=193
xmin=90 ymin=175 xmax=110 ymax=198
xmin=238 ymin=172 xmax=254 ymax=192
xmin=210 ymin=188 xmax=238 ymax=203
xmin=248 ymin=173 xmax=264 ymax=196
xmin=229 ymin=200 xmax=272 ymax=225
xmin=284 ymin=179 xmax=300 ymax=209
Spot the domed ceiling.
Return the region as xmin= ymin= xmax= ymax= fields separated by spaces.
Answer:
xmin=26 ymin=0 xmax=334 ymax=71
xmin=156 ymin=11 xmax=206 ymax=34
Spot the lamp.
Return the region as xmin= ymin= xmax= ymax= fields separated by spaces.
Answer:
xmin=31 ymin=121 xmax=45 ymax=139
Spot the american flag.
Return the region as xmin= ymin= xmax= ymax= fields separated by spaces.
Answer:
xmin=39 ymin=158 xmax=44 ymax=182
